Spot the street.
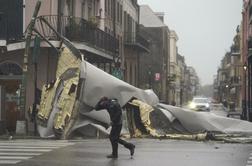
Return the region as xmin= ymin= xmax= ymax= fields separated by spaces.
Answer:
xmin=0 ymin=138 xmax=250 ymax=166
xmin=210 ymin=107 xmax=228 ymax=117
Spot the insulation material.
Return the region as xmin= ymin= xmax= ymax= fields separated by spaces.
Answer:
xmin=37 ymin=46 xmax=81 ymax=138
xmin=56 ymin=47 xmax=81 ymax=78
xmin=37 ymin=78 xmax=61 ymax=125
xmin=53 ymin=77 xmax=79 ymax=133
xmin=128 ymin=99 xmax=159 ymax=137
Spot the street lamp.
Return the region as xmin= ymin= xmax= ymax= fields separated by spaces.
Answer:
xmin=243 ymin=63 xmax=248 ymax=120
xmin=243 ymin=64 xmax=248 ymax=71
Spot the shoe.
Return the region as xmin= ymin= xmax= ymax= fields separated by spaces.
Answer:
xmin=106 ymin=154 xmax=118 ymax=158
xmin=130 ymin=145 xmax=135 ymax=156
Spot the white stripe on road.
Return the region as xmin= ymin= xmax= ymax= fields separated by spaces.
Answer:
xmin=0 ymin=141 xmax=75 ymax=164
xmin=0 ymin=160 xmax=21 ymax=164
xmin=0 ymin=142 xmax=73 ymax=146
xmin=0 ymin=146 xmax=59 ymax=149
xmin=0 ymin=148 xmax=51 ymax=152
xmin=248 ymin=160 xmax=252 ymax=164
xmin=0 ymin=152 xmax=41 ymax=156
xmin=0 ymin=156 xmax=32 ymax=160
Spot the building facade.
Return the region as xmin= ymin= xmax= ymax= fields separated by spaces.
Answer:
xmin=242 ymin=0 xmax=252 ymax=121
xmin=177 ymin=54 xmax=187 ymax=106
xmin=138 ymin=5 xmax=170 ymax=103
xmin=215 ymin=26 xmax=243 ymax=112
xmin=123 ymin=1 xmax=149 ymax=86
xmin=0 ymin=0 xmax=150 ymax=134
xmin=168 ymin=31 xmax=180 ymax=105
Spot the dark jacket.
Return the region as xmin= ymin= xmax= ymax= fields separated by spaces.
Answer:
xmin=95 ymin=98 xmax=122 ymax=125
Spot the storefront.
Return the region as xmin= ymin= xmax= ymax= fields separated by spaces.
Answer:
xmin=0 ymin=61 xmax=22 ymax=134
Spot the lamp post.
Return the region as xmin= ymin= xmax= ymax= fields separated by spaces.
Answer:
xmin=243 ymin=64 xmax=248 ymax=120
xmin=148 ymin=66 xmax=152 ymax=89
xmin=225 ymin=84 xmax=230 ymax=108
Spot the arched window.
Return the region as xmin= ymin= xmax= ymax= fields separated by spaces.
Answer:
xmin=0 ymin=62 xmax=22 ymax=75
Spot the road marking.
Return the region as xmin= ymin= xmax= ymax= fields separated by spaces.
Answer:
xmin=0 ymin=156 xmax=31 ymax=160
xmin=0 ymin=146 xmax=59 ymax=149
xmin=0 ymin=160 xmax=21 ymax=164
xmin=0 ymin=140 xmax=74 ymax=164
xmin=0 ymin=148 xmax=52 ymax=152
xmin=0 ymin=152 xmax=41 ymax=156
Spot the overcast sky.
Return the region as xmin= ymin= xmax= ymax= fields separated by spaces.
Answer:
xmin=138 ymin=0 xmax=243 ymax=85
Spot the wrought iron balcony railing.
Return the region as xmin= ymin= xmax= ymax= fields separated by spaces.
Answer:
xmin=229 ymin=76 xmax=241 ymax=86
xmin=124 ymin=32 xmax=149 ymax=52
xmin=248 ymin=37 xmax=252 ymax=49
xmin=36 ymin=15 xmax=119 ymax=55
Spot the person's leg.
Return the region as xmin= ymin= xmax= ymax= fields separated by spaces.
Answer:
xmin=107 ymin=125 xmax=121 ymax=158
xmin=116 ymin=125 xmax=135 ymax=156
xmin=118 ymin=138 xmax=135 ymax=156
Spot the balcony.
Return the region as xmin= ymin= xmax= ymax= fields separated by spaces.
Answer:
xmin=248 ymin=37 xmax=252 ymax=49
xmin=124 ymin=32 xmax=149 ymax=53
xmin=36 ymin=15 xmax=119 ymax=56
xmin=230 ymin=45 xmax=240 ymax=56
xmin=229 ymin=76 xmax=241 ymax=87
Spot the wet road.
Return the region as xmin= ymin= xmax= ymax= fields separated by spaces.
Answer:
xmin=1 ymin=139 xmax=250 ymax=166
xmin=210 ymin=108 xmax=228 ymax=117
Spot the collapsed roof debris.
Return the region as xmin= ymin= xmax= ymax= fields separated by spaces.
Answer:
xmin=35 ymin=45 xmax=252 ymax=143
xmin=24 ymin=2 xmax=252 ymax=143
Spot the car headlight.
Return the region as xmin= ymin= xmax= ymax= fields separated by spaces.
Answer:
xmin=206 ymin=103 xmax=209 ymax=108
xmin=189 ymin=102 xmax=196 ymax=109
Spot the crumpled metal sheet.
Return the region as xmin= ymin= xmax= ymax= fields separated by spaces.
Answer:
xmin=37 ymin=44 xmax=159 ymax=138
xmin=36 ymin=42 xmax=252 ymax=143
xmin=80 ymin=61 xmax=159 ymax=108
xmin=157 ymin=103 xmax=252 ymax=136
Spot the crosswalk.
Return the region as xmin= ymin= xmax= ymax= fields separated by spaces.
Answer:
xmin=0 ymin=140 xmax=75 ymax=164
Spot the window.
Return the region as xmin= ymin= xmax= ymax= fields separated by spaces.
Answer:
xmin=117 ymin=2 xmax=119 ymax=23
xmin=105 ymin=0 xmax=107 ymax=13
xmin=120 ymin=5 xmax=123 ymax=25
xmin=68 ymin=0 xmax=75 ymax=16
xmin=88 ymin=0 xmax=92 ymax=18
xmin=108 ymin=0 xmax=110 ymax=16
xmin=81 ymin=1 xmax=85 ymax=18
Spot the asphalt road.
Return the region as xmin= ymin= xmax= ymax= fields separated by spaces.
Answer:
xmin=210 ymin=108 xmax=228 ymax=117
xmin=0 ymin=139 xmax=250 ymax=166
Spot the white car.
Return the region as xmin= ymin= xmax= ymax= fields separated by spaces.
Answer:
xmin=189 ymin=97 xmax=210 ymax=111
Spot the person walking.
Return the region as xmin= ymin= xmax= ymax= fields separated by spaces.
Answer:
xmin=95 ymin=97 xmax=135 ymax=158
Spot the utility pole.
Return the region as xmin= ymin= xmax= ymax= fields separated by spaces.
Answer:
xmin=20 ymin=1 xmax=41 ymax=129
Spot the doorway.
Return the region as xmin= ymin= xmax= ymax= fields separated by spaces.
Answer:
xmin=0 ymin=62 xmax=22 ymax=133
